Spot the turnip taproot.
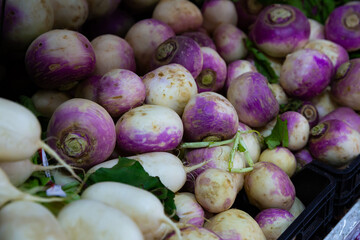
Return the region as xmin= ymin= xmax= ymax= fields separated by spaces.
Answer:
xmin=174 ymin=192 xmax=205 ymax=227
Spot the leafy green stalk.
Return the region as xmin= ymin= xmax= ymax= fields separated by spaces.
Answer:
xmin=264 ymin=116 xmax=289 ymax=149
xmin=180 ymin=138 xmax=235 ymax=149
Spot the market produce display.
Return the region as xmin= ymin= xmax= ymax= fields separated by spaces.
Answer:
xmin=0 ymin=0 xmax=360 ymax=239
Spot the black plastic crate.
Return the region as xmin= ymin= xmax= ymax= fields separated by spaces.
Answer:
xmin=233 ymin=164 xmax=336 ymax=240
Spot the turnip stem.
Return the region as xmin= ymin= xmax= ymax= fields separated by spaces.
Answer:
xmin=183 ymin=160 xmax=210 ymax=173
xmin=22 ymin=193 xmax=64 ymax=203
xmin=228 ymin=131 xmax=241 ymax=171
xmin=180 ymin=138 xmax=234 ymax=149
xmin=162 ymin=217 xmax=182 ymax=240
xmin=238 ymin=137 xmax=254 ymax=167
xmin=229 ymin=167 xmax=253 ymax=173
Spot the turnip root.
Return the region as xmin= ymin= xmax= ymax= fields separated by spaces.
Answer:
xmin=308 ymin=19 xmax=325 ymax=41
xmin=298 ymin=102 xmax=319 ymax=128
xmin=244 ymin=162 xmax=296 ymax=210
xmin=320 ymin=107 xmax=360 ymax=133
xmin=51 ymin=0 xmax=88 ymax=30
xmin=81 ymin=181 xmax=182 ymax=240
xmin=234 ymin=0 xmax=264 ymax=32
xmin=269 ymin=83 xmax=289 ymax=105
xmin=31 ymin=90 xmax=71 ymax=118
xmin=174 ymin=192 xmax=205 ymax=227
xmin=225 ymin=60 xmax=257 ymax=91
xmin=58 ymin=199 xmax=144 ymax=240
xmin=289 ymin=197 xmax=305 ymax=219
xmin=310 ymin=87 xmax=338 ymax=119
xmin=0 ymin=200 xmax=68 ymax=240
xmin=259 ymin=147 xmax=297 ymax=177
xmin=204 ymin=208 xmax=266 ymax=240
xmin=86 ymin=0 xmax=122 ymax=19
xmin=182 ymin=31 xmax=216 ymax=50
xmin=164 ymin=227 xmax=221 ymax=240
xmin=74 ymin=75 xmax=102 ymax=101
xmin=123 ymin=0 xmax=160 ymax=13
xmin=294 ymin=148 xmax=313 ymax=171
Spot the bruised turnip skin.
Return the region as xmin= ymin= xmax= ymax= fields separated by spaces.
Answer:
xmin=51 ymin=0 xmax=88 ymax=30
xmin=125 ymin=18 xmax=175 ymax=75
xmin=91 ymin=34 xmax=136 ymax=75
xmin=227 ymin=72 xmax=279 ymax=128
xmin=280 ymin=111 xmax=310 ymax=151
xmin=255 ymin=208 xmax=294 ymax=240
xmin=31 ymin=90 xmax=71 ymax=118
xmin=150 ymin=36 xmax=203 ymax=79
xmin=311 ymin=87 xmax=339 ymax=119
xmin=204 ymin=209 xmax=266 ymax=240
xmin=308 ymin=19 xmax=325 ymax=40
xmin=182 ymin=92 xmax=239 ymax=142
xmin=181 ymin=31 xmax=217 ymax=50
xmin=320 ymin=107 xmax=360 ymax=133
xmin=174 ymin=192 xmax=205 ymax=227
xmin=165 ymin=227 xmax=221 ymax=240
xmin=269 ymin=83 xmax=289 ymax=105
xmin=115 ymin=105 xmax=183 ymax=154
xmin=244 ymin=162 xmax=296 ymax=210
xmin=212 ymin=24 xmax=248 ymax=63
xmin=86 ymin=0 xmax=122 ymax=19
xmin=309 ymin=119 xmax=360 ymax=167
xmin=331 ymin=60 xmax=360 ymax=111
xmin=225 ymin=60 xmax=257 ymax=91
xmin=325 ymin=4 xmax=360 ymax=52
xmin=25 ymin=29 xmax=96 ymax=90
xmin=47 ymin=98 xmax=116 ymax=169
xmin=142 ymin=64 xmax=197 ymax=115
xmin=294 ymin=148 xmax=313 ymax=171
xmin=259 ymin=147 xmax=297 ymax=177
xmin=196 ymin=47 xmax=227 ymax=93
xmin=96 ymin=69 xmax=146 ymax=118
xmin=279 ymin=49 xmax=333 ymax=100
xmin=250 ymin=4 xmax=310 ymax=57
xmin=298 ymin=102 xmax=319 ymax=128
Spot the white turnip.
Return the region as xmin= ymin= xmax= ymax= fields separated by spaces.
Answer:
xmin=174 ymin=192 xmax=205 ymax=227
xmin=259 ymin=147 xmax=297 ymax=177
xmin=31 ymin=90 xmax=71 ymax=118
xmin=51 ymin=0 xmax=88 ymax=30
xmin=164 ymin=227 xmax=221 ymax=240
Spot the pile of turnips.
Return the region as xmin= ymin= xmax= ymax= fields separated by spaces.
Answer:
xmin=1 ymin=0 xmax=360 ymax=239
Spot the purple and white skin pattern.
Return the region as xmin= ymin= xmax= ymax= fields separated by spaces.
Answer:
xmin=181 ymin=31 xmax=217 ymax=50
xmin=142 ymin=63 xmax=198 ymax=116
xmin=244 ymin=162 xmax=296 ymax=210
xmin=115 ymin=104 xmax=184 ymax=154
xmin=309 ymin=119 xmax=360 ymax=167
xmin=227 ymin=72 xmax=279 ymax=128
xmin=311 ymin=87 xmax=339 ymax=119
xmin=320 ymin=107 xmax=360 ymax=133
xmin=182 ymin=92 xmax=239 ymax=142
xmin=174 ymin=192 xmax=205 ymax=227
xmin=91 ymin=34 xmax=136 ymax=75
xmin=74 ymin=75 xmax=102 ymax=102
xmin=280 ymin=111 xmax=310 ymax=151
xmin=125 ymin=18 xmax=175 ymax=75
xmin=304 ymin=39 xmax=349 ymax=72
xmin=308 ymin=19 xmax=325 ymax=40
xmin=25 ymin=29 xmax=96 ymax=90
xmin=294 ymin=148 xmax=313 ymax=171
xmin=279 ymin=49 xmax=333 ymax=100
xmin=250 ymin=4 xmax=310 ymax=57
xmin=325 ymin=4 xmax=360 ymax=52
xmin=150 ymin=35 xmax=203 ymax=79
xmin=164 ymin=227 xmax=222 ymax=240
xmin=196 ymin=47 xmax=227 ymax=93
xmin=225 ymin=60 xmax=258 ymax=90
xmin=235 ymin=0 xmax=264 ymax=32
xmin=298 ymin=101 xmax=319 ymax=128
xmin=330 ymin=59 xmax=360 ymax=111
xmin=204 ymin=209 xmax=266 ymax=240
xmin=96 ymin=69 xmax=146 ymax=118
xmin=47 ymin=98 xmax=116 ymax=169
xmin=255 ymin=208 xmax=295 ymax=240
xmin=259 ymin=147 xmax=297 ymax=177
xmin=212 ymin=23 xmax=248 ymax=63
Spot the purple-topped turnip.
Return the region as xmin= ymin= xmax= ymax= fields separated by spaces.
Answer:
xmin=174 ymin=192 xmax=205 ymax=227
xmin=25 ymin=29 xmax=96 ymax=90
xmin=123 ymin=0 xmax=160 ymax=13
xmin=331 ymin=59 xmax=360 ymax=111
xmin=235 ymin=0 xmax=264 ymax=31
xmin=325 ymin=4 xmax=360 ymax=52
xmin=227 ymin=72 xmax=279 ymax=128
xmin=298 ymin=102 xmax=319 ymax=128
xmin=294 ymin=148 xmax=313 ymax=171
xmin=115 ymin=105 xmax=184 ymax=154
xmin=91 ymin=34 xmax=136 ymax=75
xmin=150 ymin=35 xmax=203 ymax=79
xmin=279 ymin=49 xmax=333 ymax=100
xmin=250 ymin=4 xmax=310 ymax=57
xmin=31 ymin=90 xmax=71 ymax=118
xmin=308 ymin=19 xmax=325 ymax=40
xmin=47 ymin=98 xmax=116 ymax=169
xmin=182 ymin=92 xmax=239 ymax=142
xmin=237 ymin=122 xmax=262 ymax=164
xmin=142 ymin=64 xmax=198 ymax=115
xmin=259 ymin=147 xmax=297 ymax=177
xmin=320 ymin=107 xmax=360 ymax=133
xmin=51 ymin=0 xmax=88 ymax=30
xmin=96 ymin=69 xmax=146 ymax=118
xmin=225 ymin=60 xmax=257 ymax=91
xmin=164 ymin=227 xmax=222 ymax=240
xmin=74 ymin=75 xmax=102 ymax=102
xmin=86 ymin=0 xmax=121 ymax=19
xmin=269 ymin=83 xmax=289 ymax=105
xmin=196 ymin=47 xmax=227 ymax=93
xmin=311 ymin=87 xmax=339 ymax=119
xmin=181 ymin=31 xmax=217 ymax=50
xmin=309 ymin=119 xmax=360 ymax=167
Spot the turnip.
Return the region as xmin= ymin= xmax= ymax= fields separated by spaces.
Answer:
xmin=309 ymin=119 xmax=360 ymax=167
xmin=150 ymin=35 xmax=203 ymax=79
xmin=86 ymin=0 xmax=122 ymax=19
xmin=174 ymin=192 xmax=205 ymax=227
xmin=81 ymin=181 xmax=182 ymax=240
xmin=234 ymin=0 xmax=264 ymax=32
xmin=0 ymin=200 xmax=68 ymax=240
xmin=288 ymin=196 xmax=305 ymax=219
xmin=31 ymin=90 xmax=71 ymax=118
xmin=57 ymin=199 xmax=144 ymax=240
xmin=310 ymin=87 xmax=338 ymax=119
xmin=123 ymin=0 xmax=160 ymax=13
xmin=269 ymin=83 xmax=289 ymax=105
xmin=125 ymin=18 xmax=175 ymax=75
xmin=152 ymin=0 xmax=203 ymax=34
xmin=91 ymin=34 xmax=136 ymax=75
xmin=227 ymin=72 xmax=279 ymax=128
xmin=308 ymin=19 xmax=325 ymax=40
xmin=298 ymin=102 xmax=319 ymax=128
xmin=47 ymin=98 xmax=116 ymax=169
xmin=51 ymin=0 xmax=88 ymax=30
xmin=320 ymin=107 xmax=360 ymax=133
xmin=25 ymin=29 xmax=96 ymax=90
xmin=331 ymin=59 xmax=360 ymax=110
xmin=294 ymin=148 xmax=313 ymax=171
xmin=95 ymin=69 xmax=146 ymax=118
xmin=74 ymin=75 xmax=102 ymax=101
xmin=212 ymin=23 xmax=248 ymax=63
xmin=164 ymin=227 xmax=221 ymax=240
xmin=204 ymin=208 xmax=266 ymax=240
xmin=196 ymin=47 xmax=227 ymax=93
xmin=201 ymin=0 xmax=238 ymax=34
xmin=280 ymin=49 xmax=333 ymax=100
xmin=254 ymin=208 xmax=295 ymax=240
xmin=259 ymin=147 xmax=297 ymax=177
xmin=142 ymin=63 xmax=198 ymax=115
xmin=280 ymin=111 xmax=310 ymax=151
xmin=115 ymin=104 xmax=184 ymax=154
xmin=325 ymin=4 xmax=360 ymax=52
xmin=181 ymin=31 xmax=216 ymax=50
xmin=244 ymin=162 xmax=296 ymax=210
xmin=182 ymin=92 xmax=239 ymax=142
xmin=250 ymin=4 xmax=310 ymax=57
xmin=225 ymin=60 xmax=257 ymax=91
